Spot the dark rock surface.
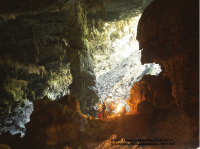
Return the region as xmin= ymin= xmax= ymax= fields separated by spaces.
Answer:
xmin=137 ymin=100 xmax=155 ymax=114
xmin=0 ymin=95 xmax=94 ymax=149
xmin=137 ymin=0 xmax=199 ymax=109
xmin=0 ymin=143 xmax=11 ymax=149
xmin=0 ymin=132 xmax=21 ymax=149
xmin=85 ymin=111 xmax=196 ymax=149
xmin=0 ymin=9 xmax=73 ymax=135
xmin=63 ymin=2 xmax=100 ymax=115
xmin=22 ymin=95 xmax=84 ymax=149
xmin=126 ymin=0 xmax=199 ymax=147
xmin=0 ymin=0 xmax=154 ymax=135
xmin=155 ymin=108 xmax=194 ymax=148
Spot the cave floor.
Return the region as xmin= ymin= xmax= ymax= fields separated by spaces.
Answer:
xmin=110 ymin=113 xmax=153 ymax=140
xmin=84 ymin=112 xmax=155 ymax=148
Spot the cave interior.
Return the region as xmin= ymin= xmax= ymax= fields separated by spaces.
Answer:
xmin=0 ymin=0 xmax=199 ymax=148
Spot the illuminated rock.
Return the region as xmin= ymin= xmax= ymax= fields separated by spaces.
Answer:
xmin=127 ymin=74 xmax=174 ymax=113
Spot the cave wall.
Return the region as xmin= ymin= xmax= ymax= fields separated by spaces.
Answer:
xmin=0 ymin=0 xmax=102 ymax=134
xmin=128 ymin=0 xmax=199 ymax=113
xmin=0 ymin=13 xmax=74 ymax=134
xmin=127 ymin=74 xmax=175 ymax=112
xmin=127 ymin=0 xmax=199 ymax=146
xmin=136 ymin=0 xmax=199 ymax=109
xmin=63 ymin=2 xmax=99 ymax=115
xmin=0 ymin=11 xmax=72 ymax=99
xmin=22 ymin=95 xmax=83 ymax=149
xmin=1 ymin=0 xmax=197 ymax=139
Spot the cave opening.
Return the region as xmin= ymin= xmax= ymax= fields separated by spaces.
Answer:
xmin=88 ymin=15 xmax=162 ymax=114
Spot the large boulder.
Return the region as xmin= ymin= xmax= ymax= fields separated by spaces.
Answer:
xmin=22 ymin=95 xmax=86 ymax=149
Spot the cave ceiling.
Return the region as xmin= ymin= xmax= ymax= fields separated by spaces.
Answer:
xmin=0 ymin=0 xmax=152 ymax=66
xmin=1 ymin=0 xmax=149 ymax=21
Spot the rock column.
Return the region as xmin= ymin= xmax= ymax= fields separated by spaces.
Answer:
xmin=64 ymin=2 xmax=99 ymax=115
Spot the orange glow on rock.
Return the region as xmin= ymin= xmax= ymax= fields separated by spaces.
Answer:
xmin=117 ymin=103 xmax=122 ymax=112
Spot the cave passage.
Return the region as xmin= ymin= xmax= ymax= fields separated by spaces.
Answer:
xmin=89 ymin=15 xmax=162 ymax=113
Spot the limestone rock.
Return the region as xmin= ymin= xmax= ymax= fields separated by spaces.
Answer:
xmin=127 ymin=74 xmax=174 ymax=113
xmin=0 ymin=143 xmax=11 ymax=149
xmin=133 ymin=0 xmax=199 ymax=147
xmin=22 ymin=95 xmax=84 ymax=149
xmin=137 ymin=100 xmax=155 ymax=114
xmin=90 ymin=15 xmax=162 ymax=102
xmin=0 ymin=0 xmax=157 ymax=135
xmin=0 ymin=132 xmax=21 ymax=149
xmin=0 ymin=53 xmax=72 ymax=135
xmin=66 ymin=47 xmax=99 ymax=115
xmin=0 ymin=98 xmax=33 ymax=137
xmin=0 ymin=0 xmax=198 ymax=148
xmin=56 ymin=95 xmax=81 ymax=113
xmin=136 ymin=0 xmax=199 ymax=146
xmin=155 ymin=108 xmax=194 ymax=147
xmin=137 ymin=0 xmax=199 ymax=109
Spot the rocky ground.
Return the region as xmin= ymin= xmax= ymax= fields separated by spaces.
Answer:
xmin=85 ymin=111 xmax=198 ymax=149
xmin=0 ymin=106 xmax=198 ymax=149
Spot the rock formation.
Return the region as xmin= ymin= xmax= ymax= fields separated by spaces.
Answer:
xmin=63 ymin=2 xmax=99 ymax=115
xmin=0 ymin=143 xmax=11 ymax=149
xmin=137 ymin=0 xmax=199 ymax=109
xmin=128 ymin=0 xmax=199 ymax=147
xmin=127 ymin=74 xmax=174 ymax=111
xmin=0 ymin=13 xmax=73 ymax=135
xmin=22 ymin=95 xmax=86 ymax=149
xmin=155 ymin=107 xmax=194 ymax=148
